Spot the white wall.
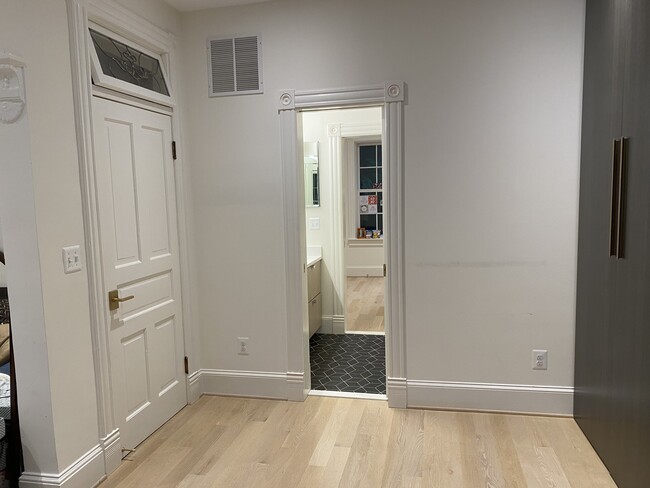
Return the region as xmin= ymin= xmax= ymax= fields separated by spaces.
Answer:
xmin=0 ymin=0 xmax=184 ymax=480
xmin=114 ymin=0 xmax=180 ymax=34
xmin=0 ymin=0 xmax=100 ymax=475
xmin=181 ymin=0 xmax=584 ymax=398
xmin=346 ymin=243 xmax=384 ymax=277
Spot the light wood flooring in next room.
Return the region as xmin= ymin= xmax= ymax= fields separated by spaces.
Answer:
xmin=346 ymin=276 xmax=384 ymax=333
xmin=100 ymin=395 xmax=617 ymax=488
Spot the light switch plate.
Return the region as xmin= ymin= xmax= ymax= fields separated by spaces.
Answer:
xmin=62 ymin=245 xmax=82 ymax=274
xmin=308 ymin=218 xmax=320 ymax=230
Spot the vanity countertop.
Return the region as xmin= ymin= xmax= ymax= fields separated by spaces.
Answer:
xmin=307 ymin=255 xmax=322 ymax=267
xmin=306 ymin=245 xmax=322 ymax=268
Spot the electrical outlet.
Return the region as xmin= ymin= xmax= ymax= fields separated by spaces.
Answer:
xmin=532 ymin=349 xmax=548 ymax=370
xmin=308 ymin=218 xmax=320 ymax=230
xmin=62 ymin=245 xmax=82 ymax=274
xmin=237 ymin=337 xmax=249 ymax=356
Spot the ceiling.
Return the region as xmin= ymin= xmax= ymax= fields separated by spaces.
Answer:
xmin=164 ymin=0 xmax=273 ymax=11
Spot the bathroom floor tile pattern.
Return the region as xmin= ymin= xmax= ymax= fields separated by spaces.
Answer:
xmin=310 ymin=333 xmax=386 ymax=394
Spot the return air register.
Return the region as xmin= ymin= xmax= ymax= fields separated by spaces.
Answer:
xmin=207 ymin=35 xmax=263 ymax=97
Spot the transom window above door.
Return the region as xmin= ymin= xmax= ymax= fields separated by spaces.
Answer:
xmin=88 ymin=24 xmax=173 ymax=106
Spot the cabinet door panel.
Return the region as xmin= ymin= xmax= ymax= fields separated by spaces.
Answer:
xmin=613 ymin=0 xmax=650 ymax=485
xmin=574 ymin=0 xmax=626 ymax=468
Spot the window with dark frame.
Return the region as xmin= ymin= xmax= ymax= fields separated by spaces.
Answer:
xmin=358 ymin=144 xmax=383 ymax=235
xmin=89 ymin=28 xmax=170 ymax=96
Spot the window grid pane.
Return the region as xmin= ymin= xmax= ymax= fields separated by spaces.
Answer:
xmin=358 ymin=144 xmax=383 ymax=236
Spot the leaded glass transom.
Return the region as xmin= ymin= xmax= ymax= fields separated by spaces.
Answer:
xmin=89 ymin=29 xmax=169 ymax=97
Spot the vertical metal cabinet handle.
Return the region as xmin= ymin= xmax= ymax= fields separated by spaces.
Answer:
xmin=616 ymin=137 xmax=628 ymax=259
xmin=610 ymin=138 xmax=622 ymax=257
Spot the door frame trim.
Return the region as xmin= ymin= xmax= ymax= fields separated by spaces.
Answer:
xmin=278 ymin=83 xmax=407 ymax=407
xmin=66 ymin=0 xmax=195 ymax=475
xmin=329 ymin=123 xmax=382 ymax=333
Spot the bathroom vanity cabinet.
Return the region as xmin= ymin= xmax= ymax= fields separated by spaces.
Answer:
xmin=307 ymin=260 xmax=321 ymax=337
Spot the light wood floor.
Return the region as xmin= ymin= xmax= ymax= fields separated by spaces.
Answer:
xmin=346 ymin=276 xmax=384 ymax=333
xmin=100 ymin=395 xmax=617 ymax=488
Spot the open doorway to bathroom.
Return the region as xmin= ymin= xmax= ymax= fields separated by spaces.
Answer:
xmin=302 ymin=107 xmax=386 ymax=397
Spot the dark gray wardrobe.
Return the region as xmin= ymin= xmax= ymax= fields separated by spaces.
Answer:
xmin=574 ymin=0 xmax=650 ymax=487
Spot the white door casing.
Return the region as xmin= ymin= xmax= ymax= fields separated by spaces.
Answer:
xmin=92 ymin=97 xmax=186 ymax=449
xmin=279 ymin=84 xmax=407 ymax=407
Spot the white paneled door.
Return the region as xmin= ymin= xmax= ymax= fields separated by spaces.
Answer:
xmin=92 ymin=97 xmax=186 ymax=450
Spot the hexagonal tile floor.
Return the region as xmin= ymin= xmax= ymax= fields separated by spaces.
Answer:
xmin=310 ymin=333 xmax=386 ymax=394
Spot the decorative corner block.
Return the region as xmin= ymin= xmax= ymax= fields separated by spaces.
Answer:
xmin=327 ymin=123 xmax=341 ymax=138
xmin=384 ymin=81 xmax=405 ymax=102
xmin=278 ymin=89 xmax=295 ymax=111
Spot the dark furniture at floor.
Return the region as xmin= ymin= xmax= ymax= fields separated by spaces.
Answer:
xmin=574 ymin=1 xmax=650 ymax=487
xmin=0 ymin=251 xmax=22 ymax=487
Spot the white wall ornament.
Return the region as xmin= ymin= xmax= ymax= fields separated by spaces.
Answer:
xmin=278 ymin=89 xmax=295 ymax=111
xmin=0 ymin=54 xmax=26 ymax=124
xmin=385 ymin=81 xmax=404 ymax=102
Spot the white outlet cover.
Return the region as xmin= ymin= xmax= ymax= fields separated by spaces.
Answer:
xmin=62 ymin=245 xmax=82 ymax=274
xmin=532 ymin=349 xmax=548 ymax=370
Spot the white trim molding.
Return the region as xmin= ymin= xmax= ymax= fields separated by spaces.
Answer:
xmin=287 ymin=371 xmax=307 ymax=401
xmin=309 ymin=390 xmax=387 ymax=401
xmin=279 ymin=83 xmax=407 ymax=408
xmin=20 ymin=445 xmax=105 ymax=488
xmin=332 ymin=315 xmax=345 ymax=335
xmin=66 ymin=0 xmax=195 ymax=480
xmin=99 ymin=429 xmax=121 ymax=476
xmin=200 ymin=369 xmax=289 ymax=400
xmin=328 ymin=122 xmax=383 ymax=329
xmin=407 ymin=380 xmax=574 ymax=416
xmin=188 ymin=370 xmax=202 ymax=404
xmin=346 ymin=266 xmax=384 ymax=277
xmin=387 ymin=377 xmax=408 ymax=409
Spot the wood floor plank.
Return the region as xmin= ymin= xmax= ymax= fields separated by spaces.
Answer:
xmin=422 ymin=411 xmax=466 ymax=487
xmin=490 ymin=415 xmax=528 ymax=488
xmin=309 ymin=398 xmax=352 ymax=466
xmin=100 ymin=396 xmax=618 ymax=488
xmin=346 ymin=276 xmax=385 ymax=332
xmin=320 ymin=445 xmax=351 ymax=488
xmin=381 ymin=409 xmax=423 ymax=487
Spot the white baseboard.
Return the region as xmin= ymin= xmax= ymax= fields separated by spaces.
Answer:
xmin=100 ymin=429 xmax=121 ymax=476
xmin=319 ymin=315 xmax=333 ymax=334
xmin=332 ymin=315 xmax=345 ymax=334
xmin=201 ymin=369 xmax=288 ymax=400
xmin=387 ymin=377 xmax=407 ymax=408
xmin=346 ymin=266 xmax=383 ymax=277
xmin=188 ymin=370 xmax=202 ymax=404
xmin=20 ymin=445 xmax=105 ymax=488
xmin=407 ymin=380 xmax=574 ymax=415
xmin=286 ymin=371 xmax=307 ymax=401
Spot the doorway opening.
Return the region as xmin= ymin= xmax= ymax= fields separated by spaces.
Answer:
xmin=301 ymin=107 xmax=386 ymax=397
xmin=279 ymin=82 xmax=406 ymax=408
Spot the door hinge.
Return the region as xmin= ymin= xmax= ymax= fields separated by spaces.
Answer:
xmin=172 ymin=141 xmax=177 ymax=160
xmin=383 ymin=264 xmax=387 ymax=277
xmin=184 ymin=356 xmax=189 ymax=375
